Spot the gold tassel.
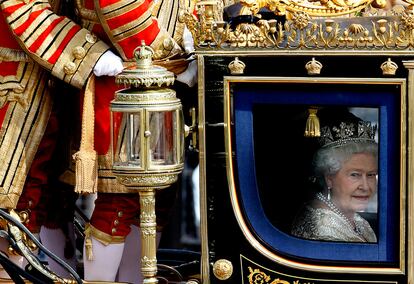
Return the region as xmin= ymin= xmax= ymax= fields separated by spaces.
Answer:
xmin=74 ymin=75 xmax=98 ymax=194
xmin=84 ymin=224 xmax=94 ymax=261
xmin=304 ymin=108 xmax=320 ymax=137
xmin=73 ymin=150 xmax=98 ymax=194
xmin=85 ymin=237 xmax=93 ymax=261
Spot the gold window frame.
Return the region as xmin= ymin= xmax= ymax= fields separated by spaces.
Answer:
xmin=219 ymin=76 xmax=407 ymax=276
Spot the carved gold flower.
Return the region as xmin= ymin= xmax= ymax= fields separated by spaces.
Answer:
xmin=401 ymin=10 xmax=414 ymax=30
xmin=292 ymin=12 xmax=311 ymax=30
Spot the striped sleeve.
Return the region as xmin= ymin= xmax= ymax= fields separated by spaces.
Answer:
xmin=93 ymin=0 xmax=182 ymax=61
xmin=1 ymin=0 xmax=110 ymax=88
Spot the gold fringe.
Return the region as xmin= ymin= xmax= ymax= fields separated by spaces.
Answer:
xmin=73 ymin=150 xmax=98 ymax=194
xmin=304 ymin=108 xmax=320 ymax=137
xmin=73 ymin=75 xmax=97 ymax=194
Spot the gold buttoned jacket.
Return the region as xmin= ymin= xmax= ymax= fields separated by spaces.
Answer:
xmin=0 ymin=0 xmax=194 ymax=207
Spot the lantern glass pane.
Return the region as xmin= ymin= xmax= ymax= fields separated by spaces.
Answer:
xmin=178 ymin=109 xmax=184 ymax=164
xmin=112 ymin=111 xmax=142 ymax=168
xmin=149 ymin=110 xmax=177 ymax=166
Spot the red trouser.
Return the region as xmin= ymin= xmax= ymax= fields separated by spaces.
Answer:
xmin=16 ymin=111 xmax=59 ymax=233
xmin=90 ymin=188 xmax=178 ymax=240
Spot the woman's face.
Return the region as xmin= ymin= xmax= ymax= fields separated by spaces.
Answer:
xmin=325 ymin=152 xmax=378 ymax=217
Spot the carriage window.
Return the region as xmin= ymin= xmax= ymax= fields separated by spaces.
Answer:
xmin=253 ymin=106 xmax=379 ymax=243
xmin=230 ymin=80 xmax=401 ymax=262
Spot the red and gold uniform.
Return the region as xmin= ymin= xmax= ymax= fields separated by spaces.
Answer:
xmin=75 ymin=0 xmax=195 ymax=244
xmin=0 ymin=0 xmax=109 ymax=229
xmin=75 ymin=1 xmax=195 ymax=282
xmin=0 ymin=0 xmax=193 ymax=231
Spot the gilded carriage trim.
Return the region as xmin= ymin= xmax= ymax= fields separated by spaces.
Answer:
xmin=238 ymin=0 xmax=386 ymax=18
xmin=197 ymin=55 xmax=210 ymax=284
xmin=0 ymin=48 xmax=29 ymax=62
xmin=402 ymin=60 xmax=414 ymax=284
xmin=240 ymin=255 xmax=399 ymax=283
xmin=222 ymin=75 xmax=406 ymax=274
xmin=182 ymin=4 xmax=414 ymax=51
xmin=0 ymin=66 xmax=52 ymax=209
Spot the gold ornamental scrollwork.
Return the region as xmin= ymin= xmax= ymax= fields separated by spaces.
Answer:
xmin=116 ymin=173 xmax=179 ymax=188
xmin=140 ymin=211 xmax=156 ymax=224
xmin=141 ymin=228 xmax=157 ymax=237
xmin=247 ymin=267 xmax=314 ymax=284
xmin=142 ymin=256 xmax=157 ymax=268
xmin=239 ymin=0 xmax=386 ymax=18
xmin=181 ymin=2 xmax=414 ymax=50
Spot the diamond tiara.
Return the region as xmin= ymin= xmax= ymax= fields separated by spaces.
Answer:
xmin=318 ymin=121 xmax=377 ymax=148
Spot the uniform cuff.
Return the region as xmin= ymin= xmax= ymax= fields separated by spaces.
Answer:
xmin=51 ymin=30 xmax=110 ymax=89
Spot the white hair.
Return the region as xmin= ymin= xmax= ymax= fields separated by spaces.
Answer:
xmin=313 ymin=142 xmax=378 ymax=188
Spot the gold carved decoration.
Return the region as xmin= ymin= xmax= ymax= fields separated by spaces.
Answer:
xmin=381 ymin=57 xmax=398 ymax=75
xmin=180 ymin=2 xmax=414 ymax=51
xmin=239 ymin=0 xmax=386 ymax=18
xmin=228 ymin=57 xmax=246 ymax=74
xmin=305 ymin=58 xmax=322 ymax=75
xmin=116 ymin=173 xmax=179 ymax=188
xmin=212 ymin=259 xmax=233 ymax=280
xmin=247 ymin=267 xmax=314 ymax=284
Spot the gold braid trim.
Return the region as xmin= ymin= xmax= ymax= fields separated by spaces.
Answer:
xmin=84 ymin=223 xmax=125 ymax=260
xmin=0 ymin=48 xmax=30 ymax=62
xmin=73 ymin=75 xmax=98 ymax=194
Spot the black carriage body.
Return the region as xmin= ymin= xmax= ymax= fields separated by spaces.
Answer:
xmin=198 ymin=51 xmax=412 ymax=284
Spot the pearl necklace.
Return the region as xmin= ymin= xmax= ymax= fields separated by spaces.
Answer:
xmin=315 ymin=192 xmax=363 ymax=237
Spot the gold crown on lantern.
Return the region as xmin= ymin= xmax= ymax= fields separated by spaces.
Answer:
xmin=134 ymin=41 xmax=154 ymax=69
xmin=305 ymin=58 xmax=323 ymax=75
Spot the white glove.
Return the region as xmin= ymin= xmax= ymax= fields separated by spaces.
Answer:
xmin=182 ymin=26 xmax=195 ymax=54
xmin=93 ymin=50 xmax=123 ymax=77
xmin=176 ymin=60 xmax=197 ymax=88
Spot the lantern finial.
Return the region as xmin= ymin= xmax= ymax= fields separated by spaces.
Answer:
xmin=134 ymin=41 xmax=154 ymax=69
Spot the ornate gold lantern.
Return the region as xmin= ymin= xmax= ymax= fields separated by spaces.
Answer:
xmin=111 ymin=41 xmax=185 ymax=284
